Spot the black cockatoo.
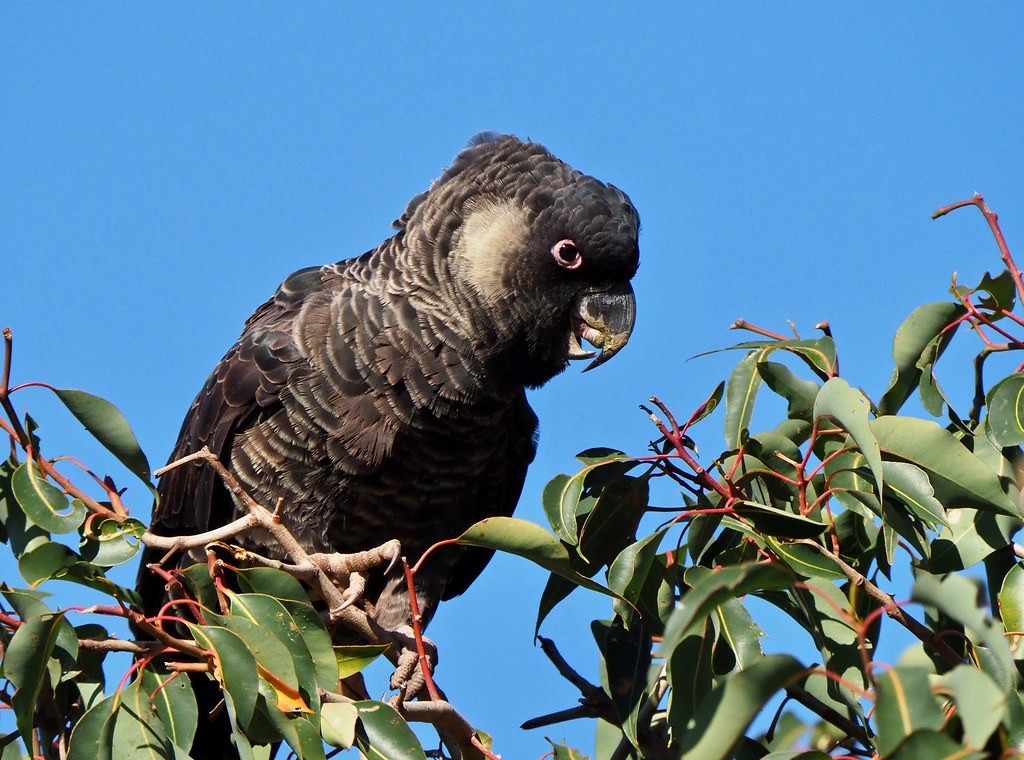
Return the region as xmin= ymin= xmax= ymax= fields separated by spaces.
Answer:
xmin=139 ymin=133 xmax=639 ymax=750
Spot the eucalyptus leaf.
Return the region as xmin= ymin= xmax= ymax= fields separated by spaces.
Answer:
xmin=11 ymin=461 xmax=85 ymax=534
xmin=457 ymin=516 xmax=624 ymax=600
xmin=674 ymin=655 xmax=805 ymax=759
xmin=814 ymin=377 xmax=883 ymax=497
xmin=725 ymin=350 xmax=766 ymax=449
xmin=872 ymin=416 xmax=1019 ymax=517
xmin=353 ymin=701 xmax=427 ymax=760
xmin=878 ymin=301 xmax=965 ymax=415
xmin=874 ymin=666 xmax=945 ymax=756
xmin=51 ymin=387 xmax=156 ymax=494
xmin=986 ymin=373 xmax=1024 ymax=447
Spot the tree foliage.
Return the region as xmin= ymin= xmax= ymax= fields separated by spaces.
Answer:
xmin=2 ymin=194 xmax=1024 ymax=758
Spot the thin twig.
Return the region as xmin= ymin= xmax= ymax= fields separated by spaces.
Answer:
xmin=644 ymin=396 xmax=733 ymax=501
xmin=730 ymin=319 xmax=790 ymax=341
xmin=933 ymin=194 xmax=1023 ymax=304
xmin=0 ymin=329 xmax=31 ymax=446
xmin=784 ymin=684 xmax=871 ymax=748
xmin=798 ymin=540 xmax=963 ymax=667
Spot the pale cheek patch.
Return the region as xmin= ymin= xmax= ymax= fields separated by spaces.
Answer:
xmin=451 ymin=199 xmax=531 ymax=303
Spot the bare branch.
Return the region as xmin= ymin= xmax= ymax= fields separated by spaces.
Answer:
xmin=78 ymin=638 xmax=154 ymax=654
xmin=156 ymin=448 xmax=389 ymax=646
xmin=730 ymin=319 xmax=790 ymax=341
xmin=933 ymin=193 xmax=1023 ymax=304
xmin=401 ymin=700 xmax=492 ymax=760
xmin=142 ymin=514 xmax=258 ymax=552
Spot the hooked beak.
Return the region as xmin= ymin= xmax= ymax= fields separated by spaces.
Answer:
xmin=567 ymin=281 xmax=637 ymax=371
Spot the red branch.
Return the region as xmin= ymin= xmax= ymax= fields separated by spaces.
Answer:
xmin=401 ymin=558 xmax=442 ymax=702
xmin=934 ymin=193 xmax=1023 ymax=304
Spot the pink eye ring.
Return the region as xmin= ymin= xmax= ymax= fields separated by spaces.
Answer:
xmin=551 ymin=239 xmax=583 ymax=270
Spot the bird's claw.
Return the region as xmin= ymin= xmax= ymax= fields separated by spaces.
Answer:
xmin=310 ymin=539 xmax=403 ymax=610
xmin=389 ymin=625 xmax=437 ymax=702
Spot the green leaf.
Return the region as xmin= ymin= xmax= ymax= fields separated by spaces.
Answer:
xmin=674 ymin=655 xmax=805 ymax=759
xmin=541 ymin=458 xmax=640 ymax=548
xmin=912 ymin=572 xmax=1013 ymax=691
xmin=1000 ymin=563 xmax=1024 ymax=660
xmin=973 ymin=270 xmax=1017 ymax=314
xmin=759 ymin=579 xmax=867 ymax=704
xmin=659 ymin=563 xmax=791 ymax=657
xmin=189 ymin=624 xmax=259 ymax=731
xmin=986 ymin=373 xmax=1024 ymax=446
xmin=733 ymin=500 xmax=829 ymax=539
xmin=698 ymin=337 xmax=836 ymax=381
xmin=321 ymin=702 xmax=358 ymax=748
xmin=939 ymin=665 xmax=1006 ymax=749
xmin=457 ymin=517 xmax=624 ymax=600
xmin=763 ymin=537 xmax=845 ymax=581
xmin=885 ymin=729 xmax=987 ymax=760
xmin=725 ymin=350 xmax=765 ymax=449
xmin=11 ymin=461 xmax=85 ymax=533
xmin=874 ymin=666 xmax=945 ymax=756
xmin=714 ymin=597 xmax=764 ymax=669
xmin=281 ymin=599 xmax=340 ymax=693
xmin=51 ymin=387 xmax=155 ymax=493
xmin=0 ymin=586 xmax=78 ymax=656
xmin=542 ymin=473 xmax=584 ymax=545
xmin=548 ymin=740 xmax=590 ymax=760
xmin=231 ymin=566 xmax=308 ymax=603
xmin=0 ymin=463 xmax=49 ymax=556
xmin=258 ymin=692 xmax=324 ymax=760
xmin=179 ymin=564 xmax=219 ymax=611
xmin=930 ymin=508 xmax=1019 ymax=572
xmin=575 ymin=447 xmax=633 ymax=466
xmin=666 ymin=619 xmax=714 ymax=739
xmin=878 ymin=301 xmax=966 ymax=415
xmin=593 ymin=618 xmax=651 ymax=748
xmin=226 ymin=592 xmax=319 ymax=712
xmin=67 ymin=692 xmax=119 ymax=760
xmin=814 ymin=377 xmax=883 ymax=497
xmin=882 ymin=461 xmax=947 ymax=528
xmin=141 ymin=668 xmax=198 ymax=752
xmin=353 ymin=701 xmax=427 ymax=760
xmin=779 ymin=337 xmax=838 ymax=380
xmin=576 ymin=474 xmax=649 ymax=569
xmin=687 ymin=380 xmax=726 ymax=428
xmin=608 ymin=528 xmax=667 ymax=625
xmin=115 ymin=673 xmax=191 ymax=758
xmin=916 ymin=347 xmax=952 ymax=418
xmin=757 ymin=360 xmax=820 ymax=421
xmin=80 ymin=515 xmax=146 ymax=566
xmin=535 ymin=573 xmax=579 ymax=637
xmin=335 ymin=644 xmax=390 ymax=679
xmin=6 ymin=612 xmax=69 ymax=746
xmin=871 ymin=416 xmax=1019 ymax=517
xmin=18 ymin=539 xmax=77 ymax=587
xmin=1006 ymin=690 xmax=1024 ymax=752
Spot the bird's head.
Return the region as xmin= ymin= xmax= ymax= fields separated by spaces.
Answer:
xmin=400 ymin=133 xmax=640 ymax=388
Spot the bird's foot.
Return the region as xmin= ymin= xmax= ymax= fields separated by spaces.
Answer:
xmin=389 ymin=625 xmax=438 ymax=702
xmin=309 ymin=539 xmax=402 ymax=609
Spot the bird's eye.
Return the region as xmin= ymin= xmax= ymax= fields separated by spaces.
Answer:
xmin=551 ymin=239 xmax=583 ymax=270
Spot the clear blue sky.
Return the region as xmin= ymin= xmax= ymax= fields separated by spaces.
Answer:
xmin=3 ymin=5 xmax=1023 ymax=757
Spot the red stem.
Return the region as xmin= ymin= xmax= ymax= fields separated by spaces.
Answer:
xmin=934 ymin=194 xmax=1023 ymax=304
xmin=401 ymin=559 xmax=442 ymax=702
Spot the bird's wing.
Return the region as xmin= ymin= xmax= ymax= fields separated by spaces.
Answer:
xmin=149 ymin=266 xmax=324 ymax=539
